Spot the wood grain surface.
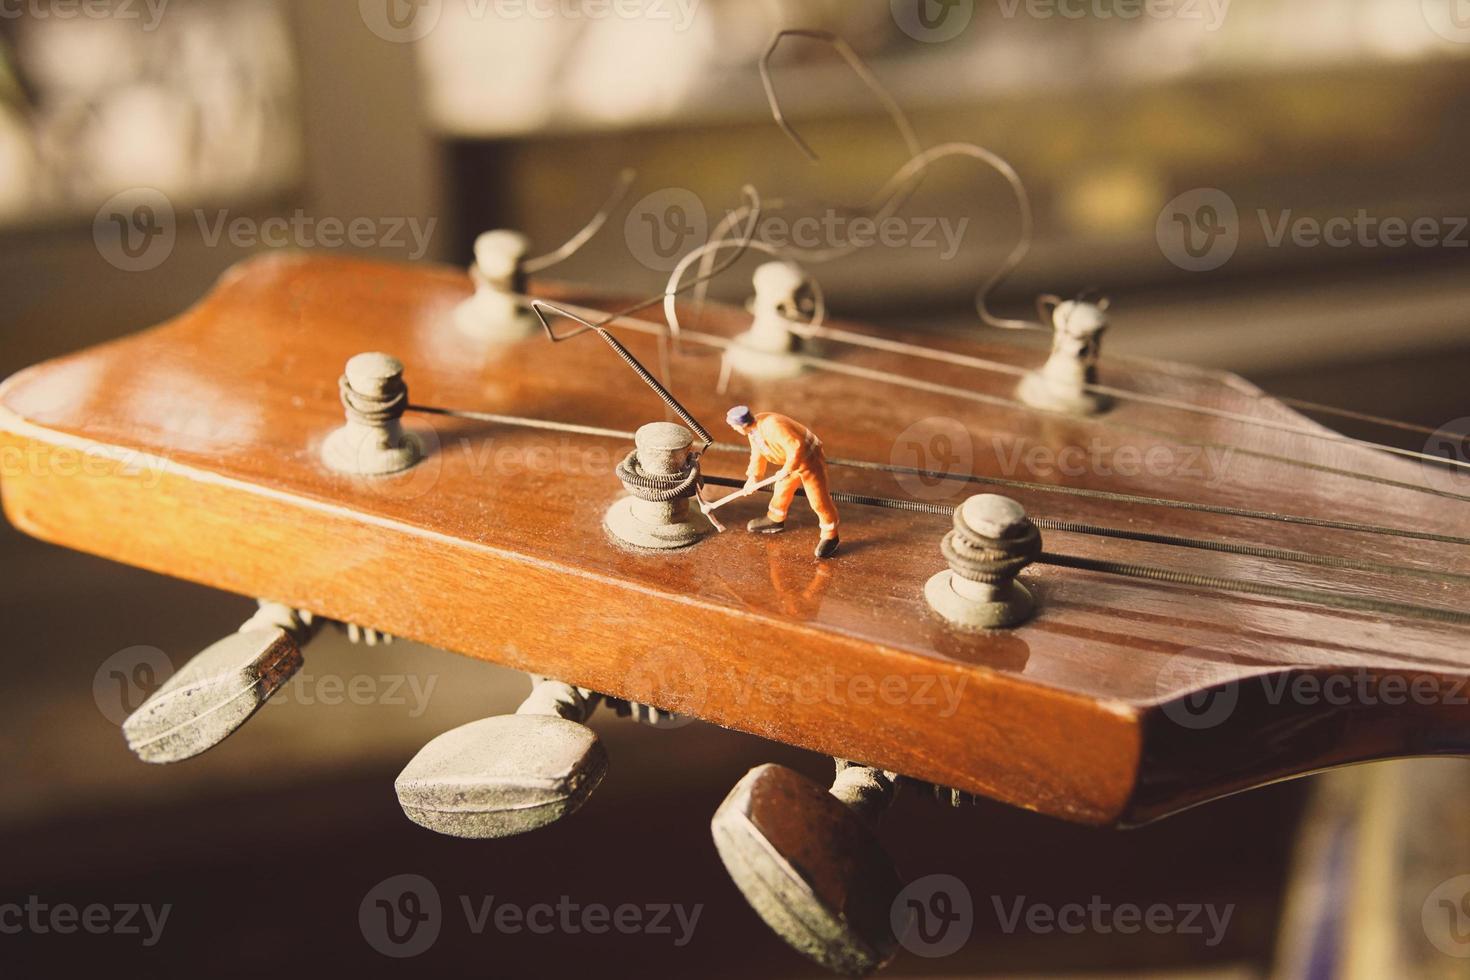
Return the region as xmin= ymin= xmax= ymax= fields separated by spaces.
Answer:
xmin=1 ymin=253 xmax=1466 ymax=826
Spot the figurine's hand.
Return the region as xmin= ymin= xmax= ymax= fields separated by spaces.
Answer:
xmin=740 ymin=478 xmax=760 ymax=497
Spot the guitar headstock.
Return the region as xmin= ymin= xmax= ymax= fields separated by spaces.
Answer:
xmin=2 ymin=251 xmax=1466 ymax=974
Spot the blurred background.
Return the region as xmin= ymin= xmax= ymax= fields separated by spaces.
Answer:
xmin=2 ymin=0 xmax=1468 ymax=976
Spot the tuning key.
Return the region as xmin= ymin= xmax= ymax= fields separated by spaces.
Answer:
xmin=712 ymin=761 xmax=904 ymax=976
xmin=123 ymin=601 xmax=316 ymax=764
xmin=395 ymin=676 xmax=608 ymax=839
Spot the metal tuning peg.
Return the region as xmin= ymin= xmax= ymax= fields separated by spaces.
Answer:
xmin=724 ymin=261 xmax=810 ymax=381
xmin=1017 ymin=295 xmax=1111 ymax=415
xmin=123 ymin=601 xmax=316 ymax=764
xmin=605 ymin=697 xmax=685 ymax=728
xmin=453 ymin=230 xmax=535 ymax=342
xmin=342 ymin=621 xmax=394 ymax=646
xmin=395 ymin=675 xmax=608 ymax=839
xmin=712 ymin=760 xmax=905 ymax=977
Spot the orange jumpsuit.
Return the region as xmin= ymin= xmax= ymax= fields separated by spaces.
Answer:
xmin=745 ymin=413 xmax=839 ymax=539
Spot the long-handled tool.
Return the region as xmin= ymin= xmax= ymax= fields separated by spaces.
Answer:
xmin=698 ymin=472 xmax=786 ymax=533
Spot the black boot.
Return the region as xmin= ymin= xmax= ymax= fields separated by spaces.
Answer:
xmin=747 ymin=516 xmax=787 ymax=534
xmin=814 ymin=535 xmax=840 ymax=559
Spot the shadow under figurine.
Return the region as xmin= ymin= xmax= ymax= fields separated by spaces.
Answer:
xmin=725 ymin=406 xmax=840 ymax=559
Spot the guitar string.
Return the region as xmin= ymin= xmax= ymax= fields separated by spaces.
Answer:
xmin=745 ymin=56 xmax=1465 ymax=470
xmin=524 ymin=291 xmax=1470 ymax=505
xmin=496 ymin=292 xmax=1470 ymax=540
xmin=678 ymin=210 xmax=1467 ymax=477
xmin=520 ymin=168 xmax=638 ymax=275
xmin=784 ymin=354 xmax=1470 ymax=504
xmin=758 ymin=35 xmax=1050 ymax=334
xmin=395 ymin=403 xmax=1470 ymax=625
xmin=680 ymin=31 xmax=935 ymax=328
xmin=666 ymin=213 xmax=1469 ymax=479
xmin=783 ymin=320 xmax=1470 ymax=474
xmin=406 ymin=406 xmax=1470 ymax=563
xmin=536 ymin=185 xmax=765 ymax=344
xmin=824 ymin=453 xmax=1470 ymax=547
xmin=1082 ymin=343 xmax=1465 ymax=442
xmin=1274 ymin=395 xmax=1457 ymax=441
xmin=688 ymin=474 xmax=1470 ymax=628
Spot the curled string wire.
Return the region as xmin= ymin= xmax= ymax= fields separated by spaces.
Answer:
xmin=760 ymin=29 xmax=921 ymax=167
xmin=615 ymin=451 xmax=701 ymax=501
xmin=339 ymin=374 xmax=406 ymax=424
xmin=693 ymin=32 xmax=1044 ymax=337
xmin=683 ymin=29 xmax=928 ymax=325
xmin=664 ymin=238 xmax=826 ymax=355
xmin=693 ymin=141 xmax=1051 ymax=336
xmin=521 ymin=168 xmax=638 ymax=275
xmin=538 ymin=185 xmax=763 ymax=344
xmin=868 ymin=142 xmax=1048 ymax=333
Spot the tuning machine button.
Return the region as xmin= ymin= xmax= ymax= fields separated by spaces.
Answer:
xmin=712 ymin=761 xmax=904 ymax=976
xmin=395 ymin=676 xmax=608 ymax=839
xmin=123 ymin=601 xmax=315 ymax=763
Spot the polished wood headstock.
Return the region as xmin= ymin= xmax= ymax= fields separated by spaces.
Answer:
xmin=2 ymin=253 xmax=1466 ymax=972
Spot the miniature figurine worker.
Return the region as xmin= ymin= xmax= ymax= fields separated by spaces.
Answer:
xmin=726 ymin=406 xmax=840 ymax=559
